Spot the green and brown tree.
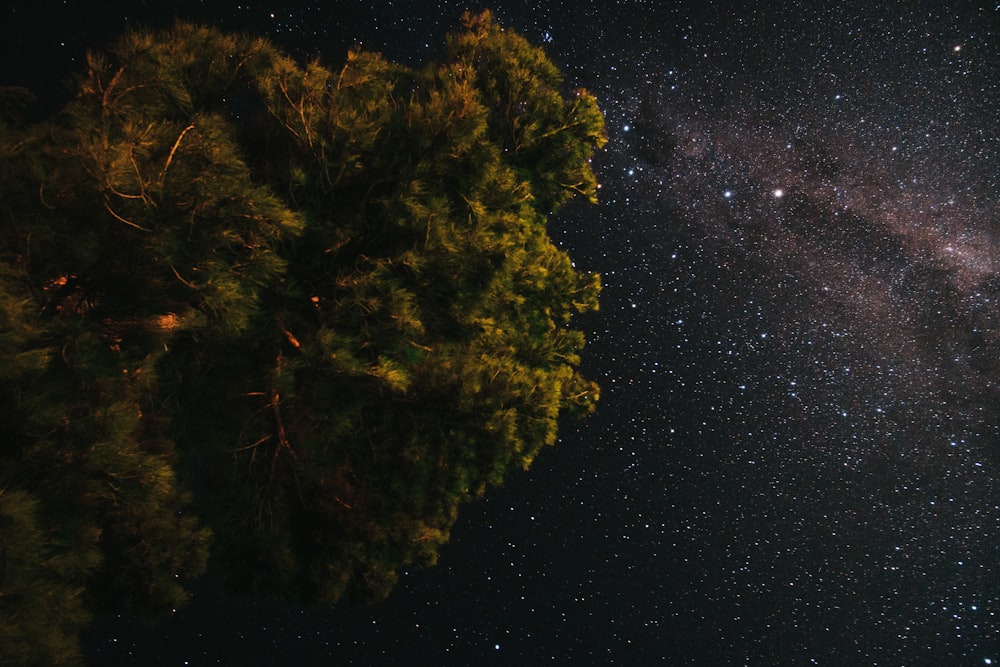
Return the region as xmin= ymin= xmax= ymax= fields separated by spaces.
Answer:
xmin=0 ymin=12 xmax=605 ymax=664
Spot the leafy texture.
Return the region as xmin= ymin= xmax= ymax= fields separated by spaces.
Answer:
xmin=0 ymin=13 xmax=604 ymax=664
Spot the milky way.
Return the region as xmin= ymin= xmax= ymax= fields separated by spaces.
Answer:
xmin=579 ymin=4 xmax=1000 ymax=662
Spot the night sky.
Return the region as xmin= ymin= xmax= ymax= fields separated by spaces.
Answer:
xmin=5 ymin=1 xmax=1000 ymax=664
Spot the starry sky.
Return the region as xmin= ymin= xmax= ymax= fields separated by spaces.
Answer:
xmin=5 ymin=1 xmax=1000 ymax=665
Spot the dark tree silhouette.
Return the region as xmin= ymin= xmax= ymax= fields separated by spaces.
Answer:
xmin=0 ymin=12 xmax=605 ymax=664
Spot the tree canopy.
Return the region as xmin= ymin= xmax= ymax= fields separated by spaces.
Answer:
xmin=0 ymin=12 xmax=605 ymax=665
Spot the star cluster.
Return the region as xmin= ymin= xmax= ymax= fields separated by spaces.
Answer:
xmin=6 ymin=1 xmax=998 ymax=665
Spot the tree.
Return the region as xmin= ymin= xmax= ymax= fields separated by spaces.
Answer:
xmin=0 ymin=13 xmax=605 ymax=663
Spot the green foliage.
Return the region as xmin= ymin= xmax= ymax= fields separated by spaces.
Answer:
xmin=0 ymin=13 xmax=604 ymax=662
xmin=446 ymin=10 xmax=607 ymax=210
xmin=0 ymin=489 xmax=94 ymax=666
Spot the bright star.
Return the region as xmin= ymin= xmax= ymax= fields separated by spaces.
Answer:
xmin=773 ymin=189 xmax=784 ymax=198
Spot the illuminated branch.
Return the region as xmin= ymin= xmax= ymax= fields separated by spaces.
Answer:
xmin=160 ymin=124 xmax=196 ymax=184
xmin=102 ymin=194 xmax=151 ymax=231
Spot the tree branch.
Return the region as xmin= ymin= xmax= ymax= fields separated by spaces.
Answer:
xmin=102 ymin=194 xmax=151 ymax=231
xmin=160 ymin=124 xmax=196 ymax=185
